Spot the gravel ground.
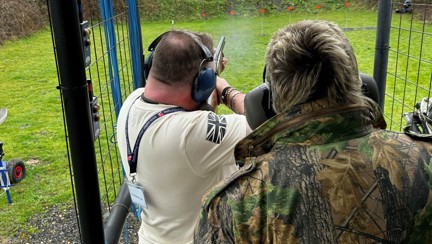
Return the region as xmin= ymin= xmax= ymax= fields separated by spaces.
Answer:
xmin=2 ymin=204 xmax=140 ymax=244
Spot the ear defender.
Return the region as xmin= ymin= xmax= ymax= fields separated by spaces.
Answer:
xmin=192 ymin=66 xmax=216 ymax=103
xmin=143 ymin=52 xmax=153 ymax=81
xmin=244 ymin=66 xmax=276 ymax=130
xmin=143 ymin=31 xmax=216 ymax=103
xmin=244 ymin=67 xmax=381 ymax=130
xmin=360 ymin=73 xmax=380 ymax=105
xmin=187 ymin=32 xmax=215 ymax=103
xmin=245 ymin=82 xmax=276 ymax=130
xmin=143 ymin=32 xmax=167 ymax=81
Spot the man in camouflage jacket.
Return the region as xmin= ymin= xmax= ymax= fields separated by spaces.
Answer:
xmin=194 ymin=20 xmax=432 ymax=243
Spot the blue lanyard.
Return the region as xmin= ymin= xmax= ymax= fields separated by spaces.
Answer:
xmin=125 ymin=96 xmax=184 ymax=176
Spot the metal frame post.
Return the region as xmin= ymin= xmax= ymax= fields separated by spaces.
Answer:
xmin=373 ymin=0 xmax=393 ymax=110
xmin=48 ymin=0 xmax=105 ymax=242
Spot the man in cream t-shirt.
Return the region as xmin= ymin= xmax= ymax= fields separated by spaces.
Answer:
xmin=116 ymin=30 xmax=250 ymax=243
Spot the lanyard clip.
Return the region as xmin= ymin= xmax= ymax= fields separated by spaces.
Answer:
xmin=129 ymin=173 xmax=137 ymax=183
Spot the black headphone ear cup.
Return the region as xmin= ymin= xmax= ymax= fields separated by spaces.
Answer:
xmin=267 ymin=80 xmax=273 ymax=111
xmin=143 ymin=32 xmax=168 ymax=82
xmin=262 ymin=65 xmax=273 ymax=110
xmin=192 ymin=67 xmax=216 ymax=103
xmin=244 ymin=82 xmax=276 ymax=130
xmin=143 ymin=51 xmax=154 ymax=81
xmin=360 ymin=73 xmax=380 ymax=105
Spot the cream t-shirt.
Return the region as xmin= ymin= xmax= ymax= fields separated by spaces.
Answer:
xmin=117 ymin=88 xmax=249 ymax=244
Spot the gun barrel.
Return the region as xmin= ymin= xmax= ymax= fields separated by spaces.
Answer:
xmin=0 ymin=108 xmax=7 ymax=126
xmin=214 ymin=36 xmax=225 ymax=75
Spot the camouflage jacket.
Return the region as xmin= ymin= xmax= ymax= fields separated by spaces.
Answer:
xmin=194 ymin=99 xmax=432 ymax=244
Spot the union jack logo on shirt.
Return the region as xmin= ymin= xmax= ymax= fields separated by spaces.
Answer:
xmin=206 ymin=113 xmax=227 ymax=144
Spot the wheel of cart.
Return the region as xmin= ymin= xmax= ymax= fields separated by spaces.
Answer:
xmin=0 ymin=108 xmax=26 ymax=204
xmin=7 ymin=159 xmax=25 ymax=183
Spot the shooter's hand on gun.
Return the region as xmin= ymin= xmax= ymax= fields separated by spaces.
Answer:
xmin=218 ymin=56 xmax=228 ymax=74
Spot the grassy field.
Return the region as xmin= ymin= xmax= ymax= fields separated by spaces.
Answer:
xmin=0 ymin=8 xmax=429 ymax=240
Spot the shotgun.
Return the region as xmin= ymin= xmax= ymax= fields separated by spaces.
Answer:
xmin=207 ymin=36 xmax=226 ymax=111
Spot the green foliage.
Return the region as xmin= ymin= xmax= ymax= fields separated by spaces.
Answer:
xmin=0 ymin=0 xmax=47 ymax=45
xmin=138 ymin=0 xmax=369 ymax=22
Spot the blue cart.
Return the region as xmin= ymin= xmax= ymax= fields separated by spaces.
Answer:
xmin=0 ymin=108 xmax=26 ymax=204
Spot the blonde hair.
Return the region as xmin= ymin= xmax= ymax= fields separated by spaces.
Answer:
xmin=265 ymin=20 xmax=363 ymax=113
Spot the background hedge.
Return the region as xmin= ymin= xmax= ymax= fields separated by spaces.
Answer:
xmin=0 ymin=0 xmax=430 ymax=46
xmin=0 ymin=0 xmax=373 ymax=45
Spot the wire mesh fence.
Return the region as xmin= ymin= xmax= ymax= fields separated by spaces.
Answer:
xmin=48 ymin=0 xmax=432 ymax=242
xmin=49 ymin=0 xmax=141 ymax=242
xmin=384 ymin=1 xmax=432 ymax=132
xmin=75 ymin=0 xmax=142 ymax=241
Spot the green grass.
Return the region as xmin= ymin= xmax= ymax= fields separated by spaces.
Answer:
xmin=158 ymin=10 xmax=379 ymax=114
xmin=0 ymin=27 xmax=73 ymax=238
xmin=0 ymin=8 xmax=429 ymax=239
